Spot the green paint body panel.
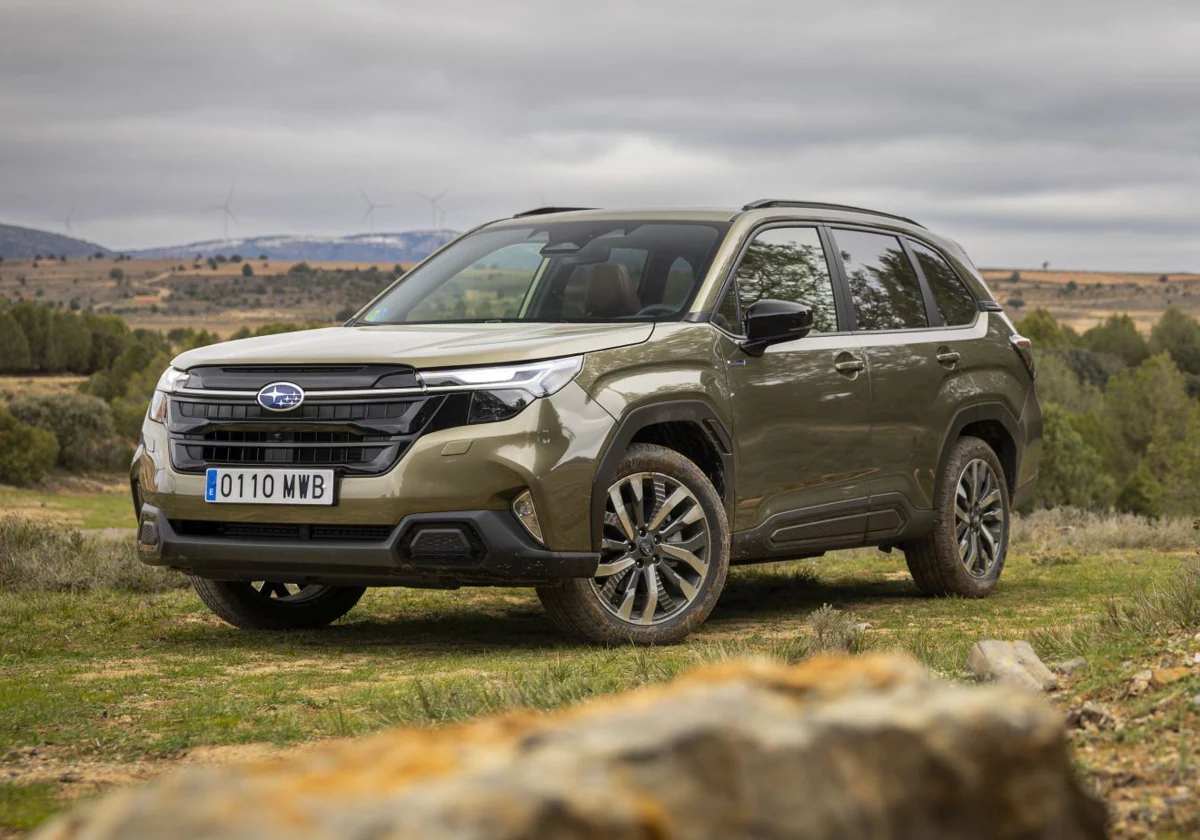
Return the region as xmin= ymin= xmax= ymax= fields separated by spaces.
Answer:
xmin=134 ymin=204 xmax=1042 ymax=585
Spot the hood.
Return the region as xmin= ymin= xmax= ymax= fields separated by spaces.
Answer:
xmin=171 ymin=322 xmax=654 ymax=371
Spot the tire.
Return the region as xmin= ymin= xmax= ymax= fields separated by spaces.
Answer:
xmin=903 ymin=435 xmax=1010 ymax=598
xmin=190 ymin=578 xmax=366 ymax=630
xmin=537 ymin=443 xmax=730 ymax=645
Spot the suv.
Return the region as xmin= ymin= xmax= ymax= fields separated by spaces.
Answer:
xmin=133 ymin=201 xmax=1041 ymax=644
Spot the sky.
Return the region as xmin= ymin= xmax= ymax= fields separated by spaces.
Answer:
xmin=1 ymin=0 xmax=1198 ymax=270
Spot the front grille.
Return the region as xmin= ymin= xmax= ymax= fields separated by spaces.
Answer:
xmin=166 ymin=382 xmax=470 ymax=475
xmin=173 ymin=520 xmax=394 ymax=542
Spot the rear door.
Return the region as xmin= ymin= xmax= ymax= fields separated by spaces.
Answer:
xmin=718 ymin=224 xmax=873 ymax=554
xmin=829 ymin=227 xmax=983 ymax=537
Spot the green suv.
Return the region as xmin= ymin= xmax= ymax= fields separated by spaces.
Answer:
xmin=132 ymin=201 xmax=1041 ymax=644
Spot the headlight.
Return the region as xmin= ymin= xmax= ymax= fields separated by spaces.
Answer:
xmin=422 ymin=356 xmax=583 ymax=425
xmin=421 ymin=356 xmax=583 ymax=398
xmin=147 ymin=367 xmax=189 ymax=424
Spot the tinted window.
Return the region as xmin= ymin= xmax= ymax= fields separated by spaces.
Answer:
xmin=732 ymin=227 xmax=838 ymax=333
xmin=910 ymin=241 xmax=977 ymax=326
xmin=833 ymin=229 xmax=928 ymax=331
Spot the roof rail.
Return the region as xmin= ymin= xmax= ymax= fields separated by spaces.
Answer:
xmin=512 ymin=206 xmax=596 ymax=218
xmin=741 ymin=199 xmax=924 ymax=228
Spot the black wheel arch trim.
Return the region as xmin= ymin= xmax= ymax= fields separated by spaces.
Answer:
xmin=590 ymin=400 xmax=735 ymax=551
xmin=934 ymin=401 xmax=1024 ymax=497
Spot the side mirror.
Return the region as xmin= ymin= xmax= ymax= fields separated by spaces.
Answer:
xmin=741 ymin=299 xmax=814 ymax=356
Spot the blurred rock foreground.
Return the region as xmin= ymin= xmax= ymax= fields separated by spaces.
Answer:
xmin=37 ymin=654 xmax=1105 ymax=840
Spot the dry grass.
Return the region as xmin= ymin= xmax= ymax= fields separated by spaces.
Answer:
xmin=0 ymin=515 xmax=182 ymax=593
xmin=1011 ymin=508 xmax=1198 ymax=553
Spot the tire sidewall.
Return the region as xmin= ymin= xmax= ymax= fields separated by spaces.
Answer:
xmin=934 ymin=437 xmax=1010 ymax=596
xmin=562 ymin=444 xmax=730 ymax=645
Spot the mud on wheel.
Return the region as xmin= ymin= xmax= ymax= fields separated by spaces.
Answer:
xmin=902 ymin=435 xmax=1010 ymax=598
xmin=537 ymin=443 xmax=730 ymax=645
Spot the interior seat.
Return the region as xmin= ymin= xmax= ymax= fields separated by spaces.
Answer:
xmin=584 ymin=262 xmax=641 ymax=318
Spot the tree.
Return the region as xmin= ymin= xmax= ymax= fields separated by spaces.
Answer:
xmin=0 ymin=407 xmax=58 ymax=487
xmin=1104 ymin=352 xmax=1192 ymax=475
xmin=0 ymin=312 xmax=32 ymax=372
xmin=1015 ymin=308 xmax=1078 ymax=347
xmin=1033 ymin=404 xmax=1117 ymax=510
xmin=1150 ymin=306 xmax=1200 ymax=375
xmin=109 ymin=267 xmax=125 ymax=282
xmin=241 ymin=263 xmax=254 ymax=277
xmin=8 ymin=392 xmax=119 ymax=471
xmin=1082 ymin=314 xmax=1149 ymax=367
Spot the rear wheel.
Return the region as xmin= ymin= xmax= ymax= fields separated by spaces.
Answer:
xmin=190 ymin=578 xmax=365 ymax=630
xmin=903 ymin=435 xmax=1009 ymax=597
xmin=537 ymin=443 xmax=729 ymax=645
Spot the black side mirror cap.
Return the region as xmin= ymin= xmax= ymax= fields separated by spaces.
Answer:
xmin=741 ymin=299 xmax=814 ymax=356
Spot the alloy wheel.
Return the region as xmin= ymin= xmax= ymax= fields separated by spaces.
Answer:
xmin=954 ymin=458 xmax=1005 ymax=579
xmin=590 ymin=471 xmax=711 ymax=625
xmin=250 ymin=581 xmax=329 ymax=603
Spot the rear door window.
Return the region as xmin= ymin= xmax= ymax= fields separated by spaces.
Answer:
xmin=832 ymin=229 xmax=928 ymax=331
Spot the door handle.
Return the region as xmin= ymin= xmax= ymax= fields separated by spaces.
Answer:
xmin=834 ymin=359 xmax=865 ymax=373
xmin=936 ymin=348 xmax=961 ymax=365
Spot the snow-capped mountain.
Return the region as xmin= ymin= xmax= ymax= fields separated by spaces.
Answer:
xmin=129 ymin=230 xmax=459 ymax=262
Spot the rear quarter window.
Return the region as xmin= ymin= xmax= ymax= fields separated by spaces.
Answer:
xmin=910 ymin=241 xmax=978 ymax=326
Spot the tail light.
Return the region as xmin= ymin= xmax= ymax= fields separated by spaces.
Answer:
xmin=1010 ymin=334 xmax=1036 ymax=380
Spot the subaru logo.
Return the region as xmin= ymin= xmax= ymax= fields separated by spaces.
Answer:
xmin=256 ymin=382 xmax=304 ymax=412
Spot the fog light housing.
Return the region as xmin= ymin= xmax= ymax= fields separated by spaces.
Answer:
xmin=512 ymin=490 xmax=545 ymax=546
xmin=138 ymin=519 xmax=159 ymax=549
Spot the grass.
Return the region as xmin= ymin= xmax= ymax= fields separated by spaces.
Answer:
xmin=0 ymin=485 xmax=134 ymax=532
xmin=0 ymin=507 xmax=1196 ymax=836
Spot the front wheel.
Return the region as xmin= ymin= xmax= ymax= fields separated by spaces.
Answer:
xmin=190 ymin=578 xmax=366 ymax=630
xmin=903 ymin=435 xmax=1010 ymax=597
xmin=537 ymin=443 xmax=730 ymax=645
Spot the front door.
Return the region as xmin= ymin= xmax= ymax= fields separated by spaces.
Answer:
xmin=719 ymin=225 xmax=872 ymax=556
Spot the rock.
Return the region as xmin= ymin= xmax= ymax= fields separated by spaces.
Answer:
xmin=967 ymin=640 xmax=1059 ymax=691
xmin=1151 ymin=666 xmax=1191 ymax=687
xmin=1065 ymin=701 xmax=1116 ymax=731
xmin=1052 ymin=656 xmax=1088 ymax=676
xmin=1191 ymin=693 xmax=1200 ymax=710
xmin=1128 ymin=669 xmax=1153 ymax=695
xmin=35 ymin=655 xmax=1104 ymax=840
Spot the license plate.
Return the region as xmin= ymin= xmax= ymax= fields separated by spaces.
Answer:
xmin=204 ymin=468 xmax=335 ymax=505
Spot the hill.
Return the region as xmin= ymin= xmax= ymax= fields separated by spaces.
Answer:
xmin=129 ymin=230 xmax=457 ymax=262
xmin=0 ymin=223 xmax=112 ymax=259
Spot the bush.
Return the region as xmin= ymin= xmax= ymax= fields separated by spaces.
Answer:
xmin=0 ymin=408 xmax=58 ymax=487
xmin=0 ymin=311 xmax=32 ymax=372
xmin=1033 ymin=405 xmax=1117 ymax=510
xmin=0 ymin=516 xmax=184 ymax=593
xmin=8 ymin=392 xmax=126 ymax=472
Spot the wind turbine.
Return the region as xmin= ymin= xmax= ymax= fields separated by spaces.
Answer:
xmin=208 ymin=185 xmax=238 ymax=239
xmin=60 ymin=201 xmax=76 ymax=236
xmin=417 ymin=189 xmax=448 ymax=229
xmin=360 ymin=189 xmax=391 ymax=234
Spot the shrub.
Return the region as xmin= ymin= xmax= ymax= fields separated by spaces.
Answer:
xmin=0 ymin=312 xmax=32 ymax=372
xmin=0 ymin=516 xmax=184 ymax=593
xmin=241 ymin=263 xmax=254 ymax=277
xmin=0 ymin=408 xmax=58 ymax=487
xmin=1033 ymin=404 xmax=1117 ymax=510
xmin=7 ymin=392 xmax=126 ymax=472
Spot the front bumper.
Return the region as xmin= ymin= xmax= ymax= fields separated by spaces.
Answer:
xmin=137 ymin=503 xmax=598 ymax=587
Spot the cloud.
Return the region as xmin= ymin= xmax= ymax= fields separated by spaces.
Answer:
xmin=0 ymin=0 xmax=1197 ymax=269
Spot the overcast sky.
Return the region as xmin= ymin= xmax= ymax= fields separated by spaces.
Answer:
xmin=1 ymin=0 xmax=1197 ymax=269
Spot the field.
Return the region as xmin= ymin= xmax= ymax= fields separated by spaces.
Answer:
xmin=0 ymin=485 xmax=1198 ymax=837
xmin=0 ymin=257 xmax=408 ymax=337
xmin=3 ymin=254 xmax=1199 ymax=339
xmin=979 ymin=268 xmax=1200 ymax=334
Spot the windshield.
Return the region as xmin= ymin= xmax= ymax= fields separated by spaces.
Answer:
xmin=356 ymin=219 xmax=729 ymax=325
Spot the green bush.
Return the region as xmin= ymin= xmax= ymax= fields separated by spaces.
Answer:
xmin=0 ymin=408 xmax=58 ymax=487
xmin=7 ymin=392 xmax=126 ymax=472
xmin=1033 ymin=404 xmax=1117 ymax=510
xmin=0 ymin=311 xmax=32 ymax=371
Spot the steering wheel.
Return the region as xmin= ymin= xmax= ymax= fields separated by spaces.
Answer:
xmin=634 ymin=303 xmax=679 ymax=317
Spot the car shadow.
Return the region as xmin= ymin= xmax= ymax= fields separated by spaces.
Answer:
xmin=166 ymin=569 xmax=923 ymax=655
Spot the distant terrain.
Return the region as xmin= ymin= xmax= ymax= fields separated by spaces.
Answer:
xmin=0 ymin=222 xmax=455 ymax=263
xmin=979 ymin=268 xmax=1200 ymax=334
